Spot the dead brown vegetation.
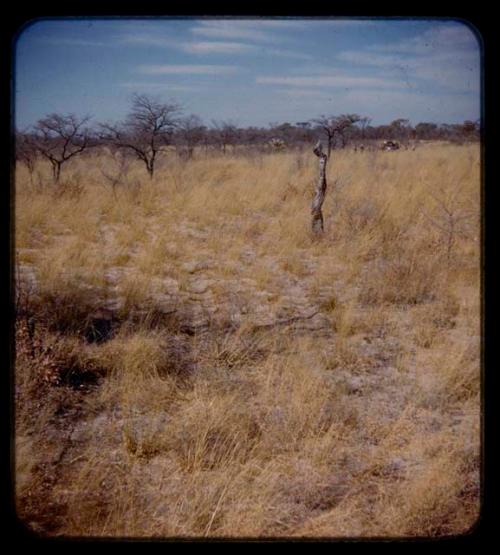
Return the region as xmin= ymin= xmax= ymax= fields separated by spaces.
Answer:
xmin=14 ymin=142 xmax=480 ymax=538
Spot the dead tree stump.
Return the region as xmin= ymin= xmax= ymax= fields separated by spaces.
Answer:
xmin=312 ymin=140 xmax=328 ymax=234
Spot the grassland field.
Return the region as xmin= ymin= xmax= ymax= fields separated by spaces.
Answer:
xmin=14 ymin=141 xmax=481 ymax=538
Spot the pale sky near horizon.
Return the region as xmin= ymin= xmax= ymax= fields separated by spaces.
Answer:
xmin=14 ymin=17 xmax=481 ymax=130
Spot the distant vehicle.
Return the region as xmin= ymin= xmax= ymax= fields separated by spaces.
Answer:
xmin=381 ymin=140 xmax=400 ymax=151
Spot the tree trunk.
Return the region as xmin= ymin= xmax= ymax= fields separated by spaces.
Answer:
xmin=312 ymin=141 xmax=328 ymax=235
xmin=52 ymin=161 xmax=62 ymax=183
xmin=327 ymin=134 xmax=333 ymax=159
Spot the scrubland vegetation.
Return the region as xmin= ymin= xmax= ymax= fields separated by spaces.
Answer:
xmin=14 ymin=142 xmax=480 ymax=538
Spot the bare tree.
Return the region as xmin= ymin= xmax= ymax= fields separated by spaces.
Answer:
xmin=311 ymin=116 xmax=335 ymax=158
xmin=211 ymin=120 xmax=237 ymax=154
xmin=28 ymin=114 xmax=92 ymax=182
xmin=99 ymin=151 xmax=133 ymax=198
xmin=178 ymin=114 xmax=206 ymax=159
xmin=358 ymin=116 xmax=372 ymax=140
xmin=15 ymin=132 xmax=38 ymax=185
xmin=311 ymin=114 xmax=362 ymax=157
xmin=100 ymin=94 xmax=181 ymax=179
xmin=421 ymin=187 xmax=476 ymax=264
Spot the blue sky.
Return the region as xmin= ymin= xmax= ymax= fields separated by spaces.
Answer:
xmin=14 ymin=18 xmax=481 ymax=130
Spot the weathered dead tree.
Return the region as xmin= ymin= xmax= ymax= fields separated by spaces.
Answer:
xmin=311 ymin=140 xmax=328 ymax=235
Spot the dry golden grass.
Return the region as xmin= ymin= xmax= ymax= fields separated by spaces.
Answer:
xmin=14 ymin=142 xmax=480 ymax=538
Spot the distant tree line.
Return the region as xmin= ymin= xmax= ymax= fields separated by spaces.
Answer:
xmin=15 ymin=93 xmax=481 ymax=181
